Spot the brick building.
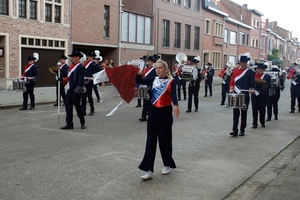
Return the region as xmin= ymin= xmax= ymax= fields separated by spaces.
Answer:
xmin=0 ymin=0 xmax=70 ymax=90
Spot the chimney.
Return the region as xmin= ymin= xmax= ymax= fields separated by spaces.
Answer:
xmin=243 ymin=4 xmax=248 ymax=8
xmin=274 ymin=21 xmax=277 ymax=28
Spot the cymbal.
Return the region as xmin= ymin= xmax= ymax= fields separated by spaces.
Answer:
xmin=255 ymin=79 xmax=266 ymax=84
xmin=49 ymin=66 xmax=58 ymax=75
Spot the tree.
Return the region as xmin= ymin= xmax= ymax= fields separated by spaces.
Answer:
xmin=267 ymin=48 xmax=280 ymax=61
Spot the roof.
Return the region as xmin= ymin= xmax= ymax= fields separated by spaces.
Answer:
xmin=202 ymin=0 xmax=228 ymax=17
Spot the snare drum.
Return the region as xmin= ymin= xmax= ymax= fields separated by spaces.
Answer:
xmin=12 ymin=79 xmax=25 ymax=90
xmin=226 ymin=93 xmax=245 ymax=108
xmin=136 ymin=85 xmax=149 ymax=99
xmin=181 ymin=65 xmax=194 ymax=81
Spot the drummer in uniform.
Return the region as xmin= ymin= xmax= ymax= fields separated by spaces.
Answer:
xmin=266 ymin=66 xmax=285 ymax=121
xmin=229 ymin=55 xmax=255 ymax=136
xmin=139 ymin=55 xmax=158 ymax=121
xmin=54 ymin=55 xmax=69 ymax=106
xmin=186 ymin=57 xmax=202 ymax=112
xmin=251 ymin=63 xmax=271 ymax=129
xmin=218 ymin=62 xmax=233 ymax=105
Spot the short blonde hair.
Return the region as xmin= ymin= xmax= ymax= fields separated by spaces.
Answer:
xmin=156 ymin=59 xmax=172 ymax=78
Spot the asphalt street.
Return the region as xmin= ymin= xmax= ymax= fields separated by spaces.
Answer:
xmin=0 ymin=82 xmax=299 ymax=200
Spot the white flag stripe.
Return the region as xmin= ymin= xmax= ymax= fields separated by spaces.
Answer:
xmin=106 ymin=100 xmax=128 ymax=116
xmin=93 ymin=70 xmax=109 ymax=85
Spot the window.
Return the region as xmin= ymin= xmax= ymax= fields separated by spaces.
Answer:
xmin=162 ymin=20 xmax=170 ymax=47
xmin=121 ymin=11 xmax=151 ymax=44
xmin=239 ymin=32 xmax=246 ymax=45
xmin=184 ymin=0 xmax=191 ymax=8
xmin=185 ymin=24 xmax=191 ymax=49
xmin=45 ymin=0 xmax=62 ymax=23
xmin=0 ymin=0 xmax=8 ymax=15
xmin=252 ymin=18 xmax=259 ymax=28
xmin=174 ymin=0 xmax=181 ymax=5
xmin=174 ymin=22 xmax=181 ymax=48
xmin=214 ymin=21 xmax=224 ymax=37
xmin=212 ymin=51 xmax=221 ymax=69
xmin=224 ymin=29 xmax=228 ymax=43
xmin=21 ymin=37 xmax=66 ymax=48
xmin=194 ymin=0 xmax=200 ymax=11
xmin=30 ymin=1 xmax=37 ymax=19
xmin=19 ymin=0 xmax=26 ymax=18
xmin=230 ymin=31 xmax=237 ymax=45
xmin=205 ymin=20 xmax=211 ymax=35
xmin=104 ymin=5 xmax=110 ymax=37
xmin=194 ymin=26 xmax=200 ymax=50
xmin=251 ymin=37 xmax=258 ymax=48
xmin=259 ymin=37 xmax=264 ymax=49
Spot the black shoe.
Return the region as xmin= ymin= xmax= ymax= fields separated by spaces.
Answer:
xmin=209 ymin=94 xmax=212 ymax=97
xmin=135 ymin=105 xmax=141 ymax=107
xmin=266 ymin=118 xmax=271 ymax=121
xmin=203 ymin=95 xmax=207 ymax=97
xmin=81 ymin=124 xmax=86 ymax=129
xmin=28 ymin=107 xmax=35 ymax=110
xmin=20 ymin=107 xmax=27 ymax=110
xmin=230 ymin=132 xmax=238 ymax=137
xmin=178 ymin=99 xmax=181 ymax=101
xmin=252 ymin=125 xmax=257 ymax=129
xmin=239 ymin=132 xmax=245 ymax=136
xmin=61 ymin=124 xmax=74 ymax=129
xmin=62 ymin=103 xmax=65 ymax=106
xmin=97 ymin=99 xmax=100 ymax=102
xmin=89 ymin=111 xmax=95 ymax=116
xmin=220 ymin=103 xmax=224 ymax=105
xmin=274 ymin=116 xmax=278 ymax=120
xmin=186 ymin=110 xmax=191 ymax=113
xmin=53 ymin=103 xmax=58 ymax=106
xmin=195 ymin=109 xmax=198 ymax=112
xmin=184 ymin=98 xmax=186 ymax=101
xmin=289 ymin=110 xmax=295 ymax=113
xmin=139 ymin=117 xmax=147 ymax=122
xmin=261 ymin=124 xmax=265 ymax=128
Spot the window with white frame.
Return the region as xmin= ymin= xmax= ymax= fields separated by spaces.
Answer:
xmin=224 ymin=29 xmax=228 ymax=43
xmin=214 ymin=21 xmax=224 ymax=37
xmin=239 ymin=32 xmax=246 ymax=45
xmin=194 ymin=26 xmax=200 ymax=50
xmin=212 ymin=51 xmax=221 ymax=69
xmin=194 ymin=0 xmax=200 ymax=11
xmin=184 ymin=0 xmax=191 ymax=8
xmin=174 ymin=0 xmax=181 ymax=5
xmin=230 ymin=31 xmax=237 ymax=44
xmin=251 ymin=37 xmax=258 ymax=48
xmin=121 ymin=12 xmax=151 ymax=44
xmin=45 ymin=0 xmax=62 ymax=23
xmin=104 ymin=5 xmax=110 ymax=37
xmin=252 ymin=17 xmax=259 ymax=28
xmin=18 ymin=0 xmax=38 ymax=20
xmin=174 ymin=22 xmax=181 ymax=48
xmin=205 ymin=20 xmax=211 ymax=35
xmin=0 ymin=0 xmax=8 ymax=15
xmin=185 ymin=24 xmax=191 ymax=49
xmin=162 ymin=19 xmax=170 ymax=47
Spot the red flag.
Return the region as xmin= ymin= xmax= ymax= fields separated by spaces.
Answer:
xmin=105 ymin=65 xmax=139 ymax=103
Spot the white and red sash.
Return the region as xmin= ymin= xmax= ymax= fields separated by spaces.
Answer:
xmin=234 ymin=68 xmax=248 ymax=94
xmin=68 ymin=62 xmax=80 ymax=77
xmin=84 ymin=61 xmax=93 ymax=69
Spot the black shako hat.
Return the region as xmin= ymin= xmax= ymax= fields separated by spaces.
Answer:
xmin=87 ymin=51 xmax=96 ymax=57
xmin=27 ymin=56 xmax=37 ymax=61
xmin=147 ymin=56 xmax=157 ymax=63
xmin=140 ymin=55 xmax=147 ymax=60
xmin=256 ymin=63 xmax=268 ymax=69
xmin=240 ymin=56 xmax=250 ymax=62
xmin=68 ymin=51 xmax=83 ymax=57
xmin=60 ymin=55 xmax=68 ymax=60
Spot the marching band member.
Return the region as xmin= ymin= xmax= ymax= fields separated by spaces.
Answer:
xmin=92 ymin=55 xmax=102 ymax=102
xmin=54 ymin=55 xmax=69 ymax=106
xmin=287 ymin=62 xmax=300 ymax=113
xmin=218 ymin=62 xmax=234 ymax=105
xmin=203 ymin=62 xmax=214 ymax=97
xmin=186 ymin=57 xmax=202 ymax=112
xmin=81 ymin=51 xmax=101 ymax=116
xmin=136 ymin=59 xmax=179 ymax=181
xmin=266 ymin=66 xmax=285 ymax=121
xmin=251 ymin=63 xmax=271 ymax=129
xmin=136 ymin=55 xmax=147 ymax=108
xmin=229 ymin=55 xmax=255 ymax=136
xmin=60 ymin=51 xmax=86 ymax=129
xmin=138 ymin=55 xmax=158 ymax=121
xmin=172 ymin=61 xmax=187 ymax=101
xmin=20 ymin=55 xmax=39 ymax=110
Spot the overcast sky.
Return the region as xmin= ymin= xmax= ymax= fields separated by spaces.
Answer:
xmin=231 ymin=0 xmax=300 ymax=39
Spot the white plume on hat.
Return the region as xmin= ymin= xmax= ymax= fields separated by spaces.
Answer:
xmin=94 ymin=50 xmax=103 ymax=61
xmin=33 ymin=52 xmax=39 ymax=62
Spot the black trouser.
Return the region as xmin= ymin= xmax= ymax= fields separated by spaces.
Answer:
xmin=141 ymin=98 xmax=150 ymax=118
xmin=81 ymin=81 xmax=94 ymax=113
xmin=56 ymin=81 xmax=66 ymax=104
xmin=139 ymin=105 xmax=176 ymax=172
xmin=205 ymin=79 xmax=213 ymax=96
xmin=267 ymin=94 xmax=280 ymax=119
xmin=177 ymin=78 xmax=187 ymax=100
xmin=93 ymin=84 xmax=100 ymax=101
xmin=290 ymin=84 xmax=300 ymax=111
xmin=232 ymin=92 xmax=250 ymax=133
xmin=221 ymin=83 xmax=229 ymax=104
xmin=187 ymin=83 xmax=200 ymax=110
xmin=65 ymin=90 xmax=85 ymax=125
xmin=22 ymin=81 xmax=35 ymax=108
xmin=251 ymin=92 xmax=268 ymax=126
